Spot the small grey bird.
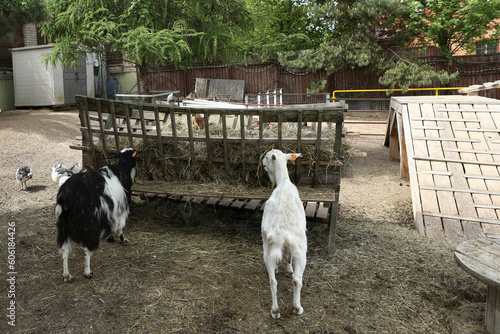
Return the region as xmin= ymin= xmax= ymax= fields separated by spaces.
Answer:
xmin=16 ymin=166 xmax=33 ymax=190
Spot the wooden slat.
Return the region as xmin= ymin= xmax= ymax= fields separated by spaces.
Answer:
xmin=420 ymin=186 xmax=500 ymax=197
xmin=170 ymin=110 xmax=181 ymax=175
xmin=305 ymin=202 xmax=317 ymax=219
xmin=421 ymin=102 xmax=447 ymax=241
xmin=445 ymin=103 xmax=481 ymax=240
xmin=244 ymin=199 xmax=263 ymax=211
xmin=413 ymin=137 xmax=481 ymax=143
xmin=411 ymin=117 xmax=480 ymax=122
xmin=109 ymin=102 xmax=121 ymax=152
xmin=474 ymin=105 xmax=500 ymax=237
xmin=404 ymin=103 xmax=429 ymax=236
xmin=413 ymin=156 xmax=500 ymax=167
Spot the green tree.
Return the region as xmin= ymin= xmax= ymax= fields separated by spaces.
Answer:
xmin=41 ymin=0 xmax=252 ymax=94
xmin=0 ymin=0 xmax=47 ymax=42
xmin=407 ymin=0 xmax=500 ymax=59
xmin=279 ymin=0 xmax=460 ymax=92
xmin=245 ymin=0 xmax=321 ymax=61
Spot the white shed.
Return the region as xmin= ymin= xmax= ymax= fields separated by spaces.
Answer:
xmin=11 ymin=45 xmax=94 ymax=107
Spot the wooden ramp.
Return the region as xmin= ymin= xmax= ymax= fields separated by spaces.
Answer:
xmin=386 ymin=95 xmax=500 ymax=245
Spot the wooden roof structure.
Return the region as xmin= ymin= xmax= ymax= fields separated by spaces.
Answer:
xmin=385 ymin=95 xmax=500 ymax=245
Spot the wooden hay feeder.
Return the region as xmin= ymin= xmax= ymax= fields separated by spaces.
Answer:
xmin=72 ymin=95 xmax=347 ymax=253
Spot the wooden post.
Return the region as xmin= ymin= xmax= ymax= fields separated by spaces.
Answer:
xmin=486 ymin=285 xmax=500 ymax=334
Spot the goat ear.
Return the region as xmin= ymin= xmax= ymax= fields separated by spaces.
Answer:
xmin=288 ymin=153 xmax=301 ymax=162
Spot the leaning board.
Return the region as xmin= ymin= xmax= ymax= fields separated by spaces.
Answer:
xmin=386 ymin=95 xmax=500 ymax=244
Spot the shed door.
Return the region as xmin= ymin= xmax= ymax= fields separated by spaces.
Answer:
xmin=63 ymin=55 xmax=88 ymax=104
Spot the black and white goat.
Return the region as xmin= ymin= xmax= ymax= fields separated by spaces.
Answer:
xmin=55 ymin=148 xmax=138 ymax=282
xmin=261 ymin=149 xmax=307 ymax=319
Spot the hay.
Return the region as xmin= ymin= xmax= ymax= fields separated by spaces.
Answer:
xmin=95 ymin=114 xmax=348 ymax=188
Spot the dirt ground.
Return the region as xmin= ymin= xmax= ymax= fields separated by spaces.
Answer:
xmin=0 ymin=108 xmax=487 ymax=333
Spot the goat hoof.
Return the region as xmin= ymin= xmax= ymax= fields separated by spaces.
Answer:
xmin=84 ymin=272 xmax=93 ymax=279
xmin=119 ymin=235 xmax=129 ymax=243
xmin=63 ymin=274 xmax=74 ymax=282
xmin=271 ymin=308 xmax=281 ymax=319
xmin=107 ymin=236 xmax=115 ymax=242
xmin=293 ymin=306 xmax=304 ymax=316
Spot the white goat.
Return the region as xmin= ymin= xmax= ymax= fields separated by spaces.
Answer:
xmin=261 ymin=149 xmax=307 ymax=319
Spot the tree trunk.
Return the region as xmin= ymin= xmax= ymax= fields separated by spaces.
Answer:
xmin=137 ymin=64 xmax=151 ymax=97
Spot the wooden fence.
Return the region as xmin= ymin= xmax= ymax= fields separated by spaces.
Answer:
xmin=140 ymin=53 xmax=500 ymax=100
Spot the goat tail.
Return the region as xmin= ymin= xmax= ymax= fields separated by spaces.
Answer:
xmin=267 ymin=245 xmax=283 ymax=266
xmin=55 ymin=203 xmax=63 ymax=220
xmin=55 ymin=203 xmax=69 ymax=249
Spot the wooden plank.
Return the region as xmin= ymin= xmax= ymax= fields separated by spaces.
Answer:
xmin=221 ymin=111 xmax=230 ymax=174
xmin=186 ymin=110 xmax=195 ymax=162
xmin=475 ymin=204 xmax=500 ymax=210
xmin=277 ymin=109 xmax=283 ymax=150
xmin=420 ymin=186 xmax=500 ymax=197
xmin=420 ymin=102 xmax=447 ymax=241
xmin=218 ymin=198 xmax=235 ymax=207
xmin=109 ymin=102 xmax=121 ymax=152
xmin=413 ymin=156 xmax=500 ymax=167
xmin=473 ymin=105 xmax=500 ymax=237
xmin=96 ymin=99 xmax=109 ymax=156
xmin=240 ymin=112 xmax=247 ymax=178
xmin=206 ymin=197 xmax=221 ymax=206
xmin=419 ymin=170 xmax=452 ymax=176
xmin=170 ymin=109 xmax=181 ymax=175
xmin=397 ymin=111 xmax=409 ymax=179
xmin=231 ymin=199 xmax=247 ymax=210
xmin=191 ymin=197 xmax=206 ymax=205
xmin=388 ymin=107 xmax=399 ymax=160
xmin=315 ymin=203 xmax=329 ymax=220
xmin=411 ymin=117 xmax=480 ymax=123
xmin=486 ymin=285 xmax=500 ymax=334
xmin=314 ymin=113 xmax=322 ymax=186
xmin=123 ymin=104 xmax=134 ymax=148
xmin=442 ymin=103 xmax=480 ymax=238
xmin=455 ymin=128 xmax=500 ymax=132
xmin=405 ymin=103 xmax=431 ymax=236
xmin=194 ymin=78 xmax=209 ymax=98
xmin=153 ymin=106 xmax=166 ymax=177
xmin=384 ymin=105 xmax=395 ymax=148
xmin=445 ymin=148 xmax=500 ymax=155
xmin=244 ymin=199 xmax=263 ymax=211
xmin=305 ymin=202 xmax=317 ymax=219
xmin=434 ymin=103 xmax=466 ymax=244
xmin=424 ymin=211 xmax=500 ymax=225
xmin=413 ymin=137 xmax=481 ymax=143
